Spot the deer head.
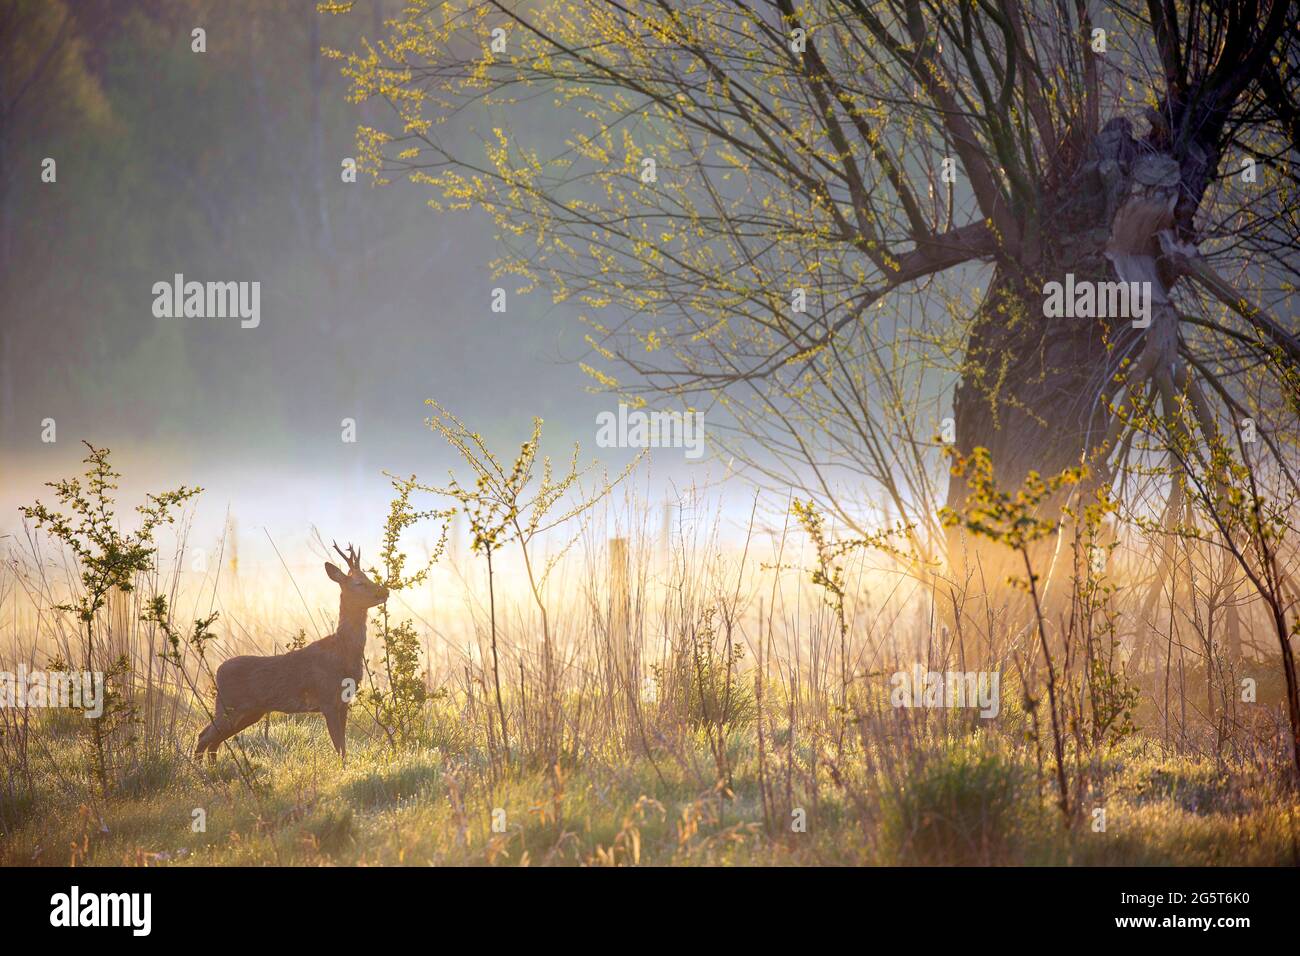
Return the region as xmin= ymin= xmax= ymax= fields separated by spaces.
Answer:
xmin=325 ymin=541 xmax=389 ymax=609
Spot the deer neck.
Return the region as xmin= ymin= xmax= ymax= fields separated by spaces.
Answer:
xmin=336 ymin=601 xmax=369 ymax=661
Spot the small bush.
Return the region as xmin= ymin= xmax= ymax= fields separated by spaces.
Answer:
xmin=882 ymin=746 xmax=1028 ymax=865
xmin=304 ymin=802 xmax=355 ymax=859
xmin=1130 ymin=763 xmax=1250 ymax=817
xmin=341 ymin=756 xmax=441 ymax=810
xmin=654 ymin=607 xmax=756 ymax=733
xmin=117 ymin=752 xmax=181 ymax=800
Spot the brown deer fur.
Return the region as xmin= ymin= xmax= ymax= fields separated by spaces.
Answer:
xmin=194 ymin=543 xmax=387 ymax=764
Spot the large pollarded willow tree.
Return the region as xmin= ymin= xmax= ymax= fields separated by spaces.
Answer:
xmin=335 ymin=0 xmax=1299 ymax=562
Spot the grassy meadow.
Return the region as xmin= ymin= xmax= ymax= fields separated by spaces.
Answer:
xmin=2 ymin=438 xmax=1300 ymax=867
xmin=4 ymin=708 xmax=1298 ymax=866
xmin=2 ymin=697 xmax=1300 ymax=868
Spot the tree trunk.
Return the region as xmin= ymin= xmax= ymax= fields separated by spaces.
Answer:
xmin=951 ymin=118 xmax=1161 ymax=503
xmin=944 ymin=107 xmax=1229 ymax=658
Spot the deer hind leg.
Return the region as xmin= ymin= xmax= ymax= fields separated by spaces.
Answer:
xmin=322 ymin=704 xmax=348 ymax=765
xmin=195 ymin=720 xmax=219 ymax=758
xmin=196 ymin=709 xmax=264 ymax=759
xmin=196 ymin=695 xmax=232 ymax=758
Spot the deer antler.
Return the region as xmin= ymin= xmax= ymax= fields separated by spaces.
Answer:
xmin=331 ymin=540 xmax=360 ymax=572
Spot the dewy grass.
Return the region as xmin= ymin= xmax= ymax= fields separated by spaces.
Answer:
xmin=3 ymin=708 xmax=1296 ymax=866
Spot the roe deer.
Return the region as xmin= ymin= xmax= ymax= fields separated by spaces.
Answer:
xmin=194 ymin=542 xmax=387 ymax=764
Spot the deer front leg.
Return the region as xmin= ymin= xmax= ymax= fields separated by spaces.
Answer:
xmin=323 ymin=703 xmax=348 ymax=765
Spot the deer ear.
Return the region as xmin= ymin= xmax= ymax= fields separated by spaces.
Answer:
xmin=325 ymin=562 xmax=348 ymax=584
